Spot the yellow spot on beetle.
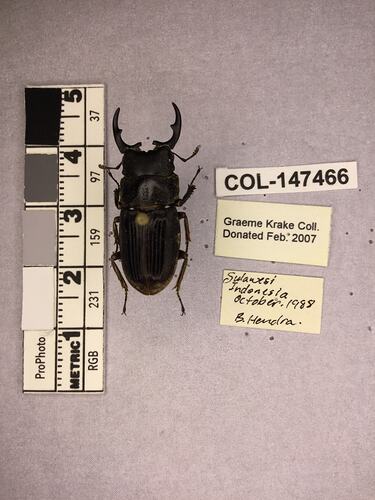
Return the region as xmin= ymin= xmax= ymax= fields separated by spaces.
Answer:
xmin=135 ymin=212 xmax=150 ymax=225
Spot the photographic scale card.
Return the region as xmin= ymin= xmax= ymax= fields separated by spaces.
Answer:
xmin=22 ymin=85 xmax=105 ymax=393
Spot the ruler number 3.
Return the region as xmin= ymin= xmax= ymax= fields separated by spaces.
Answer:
xmin=89 ymin=110 xmax=100 ymax=122
xmin=64 ymin=209 xmax=82 ymax=223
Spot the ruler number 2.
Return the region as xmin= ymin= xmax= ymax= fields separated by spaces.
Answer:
xmin=63 ymin=270 xmax=82 ymax=285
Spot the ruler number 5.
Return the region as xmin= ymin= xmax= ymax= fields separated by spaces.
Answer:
xmin=89 ymin=110 xmax=100 ymax=122
xmin=64 ymin=89 xmax=82 ymax=103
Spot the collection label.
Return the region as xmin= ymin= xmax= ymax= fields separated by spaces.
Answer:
xmin=215 ymin=199 xmax=332 ymax=266
xmin=220 ymin=270 xmax=324 ymax=334
xmin=216 ymin=161 xmax=357 ymax=196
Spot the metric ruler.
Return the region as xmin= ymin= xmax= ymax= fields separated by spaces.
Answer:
xmin=22 ymin=85 xmax=105 ymax=393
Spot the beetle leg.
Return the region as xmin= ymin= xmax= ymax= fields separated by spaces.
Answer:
xmin=174 ymin=251 xmax=188 ymax=315
xmin=172 ymin=144 xmax=200 ymax=162
xmin=113 ymin=216 xmax=120 ymax=252
xmin=114 ymin=188 xmax=120 ymax=210
xmin=110 ymin=251 xmax=129 ymax=315
xmin=176 ymin=166 xmax=202 ymax=207
xmin=99 ymin=161 xmax=122 ymax=170
xmin=99 ymin=162 xmax=121 ymax=188
xmin=173 ymin=212 xmax=191 ymax=315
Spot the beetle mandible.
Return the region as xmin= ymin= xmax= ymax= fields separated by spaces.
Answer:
xmin=102 ymin=103 xmax=200 ymax=315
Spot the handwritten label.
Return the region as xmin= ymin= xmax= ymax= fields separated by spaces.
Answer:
xmin=216 ymin=161 xmax=358 ymax=196
xmin=215 ymin=200 xmax=332 ymax=266
xmin=220 ymin=270 xmax=324 ymax=334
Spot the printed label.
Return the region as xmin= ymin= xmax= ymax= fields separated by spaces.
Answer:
xmin=215 ymin=199 xmax=332 ymax=266
xmin=23 ymin=330 xmax=56 ymax=391
xmin=216 ymin=161 xmax=357 ymax=196
xmin=220 ymin=270 xmax=324 ymax=334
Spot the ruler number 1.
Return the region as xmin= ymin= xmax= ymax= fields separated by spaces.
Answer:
xmin=89 ymin=110 xmax=100 ymax=122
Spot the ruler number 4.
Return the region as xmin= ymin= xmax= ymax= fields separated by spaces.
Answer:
xmin=64 ymin=150 xmax=82 ymax=164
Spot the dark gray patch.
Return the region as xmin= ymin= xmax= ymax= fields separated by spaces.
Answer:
xmin=269 ymin=336 xmax=274 ymax=341
xmin=369 ymin=240 xmax=373 ymax=244
xmin=204 ymin=244 xmax=209 ymax=248
xmin=25 ymin=154 xmax=58 ymax=202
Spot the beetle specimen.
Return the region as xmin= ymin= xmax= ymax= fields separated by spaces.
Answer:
xmin=102 ymin=103 xmax=200 ymax=315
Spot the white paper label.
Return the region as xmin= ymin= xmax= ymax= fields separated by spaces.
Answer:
xmin=216 ymin=161 xmax=358 ymax=196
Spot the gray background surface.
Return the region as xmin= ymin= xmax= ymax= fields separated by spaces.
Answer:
xmin=1 ymin=0 xmax=375 ymax=499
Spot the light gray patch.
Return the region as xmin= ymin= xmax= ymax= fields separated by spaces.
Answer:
xmin=23 ymin=210 xmax=56 ymax=265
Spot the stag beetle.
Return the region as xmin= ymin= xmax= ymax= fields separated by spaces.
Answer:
xmin=101 ymin=103 xmax=200 ymax=315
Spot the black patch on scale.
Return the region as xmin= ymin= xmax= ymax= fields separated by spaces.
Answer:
xmin=25 ymin=88 xmax=61 ymax=145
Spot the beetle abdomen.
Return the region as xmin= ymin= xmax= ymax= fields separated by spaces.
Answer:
xmin=120 ymin=207 xmax=180 ymax=295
